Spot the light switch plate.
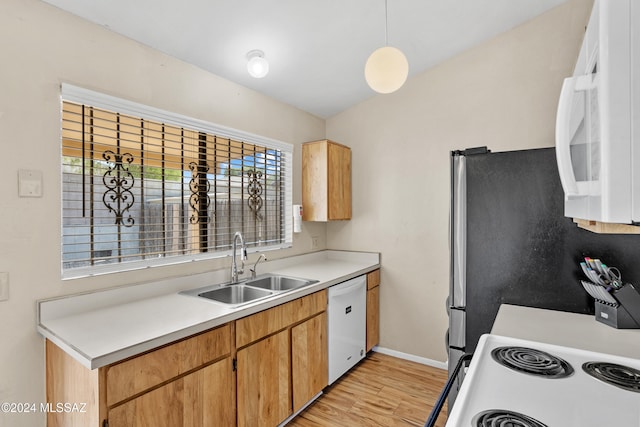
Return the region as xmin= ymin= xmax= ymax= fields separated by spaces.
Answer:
xmin=0 ymin=272 xmax=8 ymax=301
xmin=18 ymin=169 xmax=43 ymax=197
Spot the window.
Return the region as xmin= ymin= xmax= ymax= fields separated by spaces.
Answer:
xmin=61 ymin=85 xmax=292 ymax=278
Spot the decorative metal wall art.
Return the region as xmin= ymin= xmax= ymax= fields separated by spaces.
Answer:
xmin=188 ymin=161 xmax=211 ymax=224
xmin=247 ymin=169 xmax=264 ymax=219
xmin=102 ymin=150 xmax=135 ymax=227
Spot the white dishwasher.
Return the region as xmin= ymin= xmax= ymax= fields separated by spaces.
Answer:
xmin=327 ymin=274 xmax=367 ymax=385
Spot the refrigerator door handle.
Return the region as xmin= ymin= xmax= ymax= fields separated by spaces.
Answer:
xmin=450 ymin=154 xmax=467 ymax=308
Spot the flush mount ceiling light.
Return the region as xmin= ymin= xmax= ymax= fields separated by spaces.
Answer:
xmin=364 ymin=0 xmax=408 ymax=94
xmin=246 ymin=50 xmax=269 ymax=78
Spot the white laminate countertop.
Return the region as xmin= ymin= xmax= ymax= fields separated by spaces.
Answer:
xmin=38 ymin=250 xmax=380 ymax=370
xmin=492 ymin=304 xmax=640 ymax=359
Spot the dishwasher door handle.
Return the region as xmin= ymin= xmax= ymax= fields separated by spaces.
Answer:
xmin=329 ymin=277 xmax=365 ymax=297
xmin=424 ymin=353 xmax=473 ymax=427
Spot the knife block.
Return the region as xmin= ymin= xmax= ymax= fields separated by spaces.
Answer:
xmin=595 ymin=283 xmax=640 ymax=329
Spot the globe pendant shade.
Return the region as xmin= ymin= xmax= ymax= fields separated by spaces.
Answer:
xmin=364 ymin=46 xmax=409 ymax=94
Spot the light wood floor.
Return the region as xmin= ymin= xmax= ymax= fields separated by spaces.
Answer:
xmin=288 ymin=352 xmax=449 ymax=427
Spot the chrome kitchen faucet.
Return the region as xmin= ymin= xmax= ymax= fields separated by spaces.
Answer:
xmin=230 ymin=232 xmax=247 ymax=283
xmin=250 ymin=254 xmax=267 ymax=279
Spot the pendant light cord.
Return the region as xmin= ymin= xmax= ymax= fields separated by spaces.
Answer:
xmin=384 ymin=0 xmax=389 ymax=46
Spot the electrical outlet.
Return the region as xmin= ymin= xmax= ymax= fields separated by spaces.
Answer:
xmin=0 ymin=272 xmax=9 ymax=302
xmin=18 ymin=169 xmax=43 ymax=198
xmin=311 ymin=236 xmax=319 ymax=250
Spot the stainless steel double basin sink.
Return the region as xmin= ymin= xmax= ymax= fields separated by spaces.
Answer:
xmin=180 ymin=274 xmax=319 ymax=307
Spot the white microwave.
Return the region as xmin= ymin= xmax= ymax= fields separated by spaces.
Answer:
xmin=555 ymin=0 xmax=640 ymax=224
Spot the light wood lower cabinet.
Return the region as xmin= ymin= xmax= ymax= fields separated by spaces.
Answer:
xmin=108 ymin=357 xmax=234 ymax=427
xmin=46 ymin=290 xmax=329 ymax=427
xmin=237 ymin=330 xmax=291 ymax=427
xmin=46 ymin=324 xmax=233 ymax=427
xmin=236 ymin=290 xmax=328 ymax=426
xmin=46 ymin=340 xmax=103 ymax=427
xmin=366 ymin=269 xmax=381 ymax=352
xmin=105 ymin=324 xmax=231 ymax=407
xmin=291 ymin=312 xmax=328 ymax=412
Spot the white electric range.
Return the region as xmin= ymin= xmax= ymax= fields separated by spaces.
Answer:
xmin=445 ymin=333 xmax=640 ymax=426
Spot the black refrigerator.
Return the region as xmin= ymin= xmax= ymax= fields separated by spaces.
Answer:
xmin=447 ymin=147 xmax=640 ymax=404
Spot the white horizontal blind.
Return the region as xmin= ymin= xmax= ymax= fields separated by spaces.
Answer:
xmin=61 ymin=85 xmax=292 ymax=276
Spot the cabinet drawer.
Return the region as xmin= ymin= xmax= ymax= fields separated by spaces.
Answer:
xmin=106 ymin=324 xmax=230 ymax=406
xmin=236 ymin=290 xmax=327 ymax=348
xmin=108 ymin=358 xmax=233 ymax=427
xmin=367 ymin=269 xmax=380 ymax=290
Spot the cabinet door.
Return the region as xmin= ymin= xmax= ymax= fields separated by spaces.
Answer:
xmin=302 ymin=141 xmax=329 ymax=221
xmin=107 ymin=357 xmax=234 ymax=427
xmin=366 ymin=285 xmax=380 ymax=352
xmin=291 ymin=312 xmax=328 ymax=412
xmin=327 ymin=141 xmax=351 ymax=220
xmin=302 ymin=139 xmax=352 ymax=221
xmin=237 ymin=330 xmax=291 ymax=427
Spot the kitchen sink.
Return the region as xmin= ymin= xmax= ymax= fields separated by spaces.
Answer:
xmin=244 ymin=274 xmax=319 ymax=291
xmin=179 ymin=274 xmax=318 ymax=307
xmin=197 ymin=284 xmax=273 ymax=305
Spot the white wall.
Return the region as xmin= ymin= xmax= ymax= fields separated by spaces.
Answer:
xmin=326 ymin=0 xmax=593 ymax=362
xmin=0 ymin=0 xmax=326 ymax=425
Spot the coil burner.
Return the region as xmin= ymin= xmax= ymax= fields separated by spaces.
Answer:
xmin=473 ymin=409 xmax=548 ymax=427
xmin=491 ymin=346 xmax=574 ymax=378
xmin=582 ymin=362 xmax=640 ymax=393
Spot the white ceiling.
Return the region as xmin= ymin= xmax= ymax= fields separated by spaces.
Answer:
xmin=41 ymin=0 xmax=567 ymax=118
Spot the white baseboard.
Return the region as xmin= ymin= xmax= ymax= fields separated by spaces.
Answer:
xmin=372 ymin=346 xmax=448 ymax=370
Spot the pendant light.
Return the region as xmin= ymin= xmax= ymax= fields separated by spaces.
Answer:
xmin=364 ymin=0 xmax=408 ymax=94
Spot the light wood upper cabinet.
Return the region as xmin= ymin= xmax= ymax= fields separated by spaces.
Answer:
xmin=573 ymin=218 xmax=640 ymax=234
xmin=302 ymin=139 xmax=352 ymax=221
